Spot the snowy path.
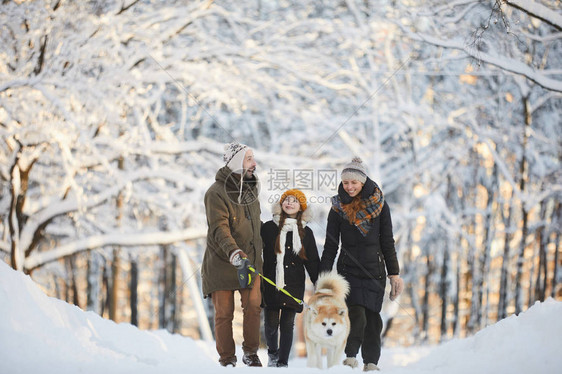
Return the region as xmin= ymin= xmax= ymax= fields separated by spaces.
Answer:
xmin=1 ymin=261 xmax=560 ymax=374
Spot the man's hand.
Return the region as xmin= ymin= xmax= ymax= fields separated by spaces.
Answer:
xmin=229 ymin=249 xmax=248 ymax=269
xmin=389 ymin=275 xmax=404 ymax=301
xmin=230 ymin=249 xmax=252 ymax=288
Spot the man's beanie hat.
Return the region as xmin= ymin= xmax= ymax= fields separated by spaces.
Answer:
xmin=223 ymin=142 xmax=248 ymax=172
xmin=280 ymin=189 xmax=308 ymax=212
xmin=341 ymin=157 xmax=367 ymax=184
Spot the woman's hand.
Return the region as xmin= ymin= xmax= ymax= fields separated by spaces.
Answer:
xmin=388 ymin=275 xmax=404 ymax=301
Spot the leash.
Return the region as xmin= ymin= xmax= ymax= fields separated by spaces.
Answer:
xmin=245 ymin=264 xmax=309 ymax=308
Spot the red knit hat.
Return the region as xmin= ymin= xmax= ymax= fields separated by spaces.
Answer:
xmin=279 ymin=189 xmax=307 ymax=211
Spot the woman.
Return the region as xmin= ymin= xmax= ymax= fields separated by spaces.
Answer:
xmin=261 ymin=189 xmax=320 ymax=367
xmin=320 ymin=157 xmax=403 ymax=372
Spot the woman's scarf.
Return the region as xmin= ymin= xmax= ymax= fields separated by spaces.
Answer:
xmin=331 ymin=177 xmax=385 ymax=236
xmin=275 ymin=218 xmax=303 ymax=289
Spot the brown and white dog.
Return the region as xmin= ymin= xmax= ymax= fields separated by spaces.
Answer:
xmin=304 ymin=272 xmax=350 ymax=369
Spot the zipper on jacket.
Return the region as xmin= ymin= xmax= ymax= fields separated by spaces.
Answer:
xmin=378 ymin=253 xmax=384 ymax=279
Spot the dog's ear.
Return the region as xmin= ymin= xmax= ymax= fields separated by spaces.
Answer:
xmin=338 ymin=308 xmax=346 ymax=316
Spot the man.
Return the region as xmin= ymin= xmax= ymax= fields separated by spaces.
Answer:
xmin=201 ymin=141 xmax=263 ymax=367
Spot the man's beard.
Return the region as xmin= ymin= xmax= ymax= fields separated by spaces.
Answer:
xmin=244 ymin=167 xmax=256 ymax=179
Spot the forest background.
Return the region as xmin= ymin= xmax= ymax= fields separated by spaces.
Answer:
xmin=1 ymin=0 xmax=560 ymax=350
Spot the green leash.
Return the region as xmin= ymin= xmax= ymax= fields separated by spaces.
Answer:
xmin=247 ymin=265 xmax=306 ymax=307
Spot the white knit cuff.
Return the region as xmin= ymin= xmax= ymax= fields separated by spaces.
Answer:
xmin=229 ymin=249 xmax=243 ymax=263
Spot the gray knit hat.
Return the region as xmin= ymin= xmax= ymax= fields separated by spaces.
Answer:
xmin=341 ymin=157 xmax=367 ymax=184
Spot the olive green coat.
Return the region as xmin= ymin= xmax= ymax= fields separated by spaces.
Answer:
xmin=201 ymin=166 xmax=263 ymax=296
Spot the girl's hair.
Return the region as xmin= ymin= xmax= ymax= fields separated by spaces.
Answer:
xmin=275 ymin=210 xmax=308 ymax=260
xmin=341 ymin=195 xmax=365 ymax=225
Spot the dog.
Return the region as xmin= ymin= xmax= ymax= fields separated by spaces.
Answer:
xmin=304 ymin=272 xmax=350 ymax=369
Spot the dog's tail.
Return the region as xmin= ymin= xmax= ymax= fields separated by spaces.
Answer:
xmin=315 ymin=272 xmax=350 ymax=299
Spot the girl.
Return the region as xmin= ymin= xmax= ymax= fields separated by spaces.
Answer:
xmin=320 ymin=158 xmax=404 ymax=372
xmin=261 ymin=189 xmax=320 ymax=367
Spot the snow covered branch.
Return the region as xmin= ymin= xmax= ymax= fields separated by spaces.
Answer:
xmin=148 ymin=138 xmax=224 ymax=155
xmin=405 ymin=32 xmax=562 ymax=93
xmin=505 ymin=0 xmax=562 ymax=30
xmin=18 ymin=167 xmax=198 ymax=256
xmin=0 ymin=76 xmax=43 ymax=93
xmin=24 ymin=228 xmax=207 ymax=270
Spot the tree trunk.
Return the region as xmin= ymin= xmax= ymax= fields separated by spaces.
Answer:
xmin=453 ymin=184 xmax=467 ymax=338
xmin=467 ymin=226 xmax=479 ymax=333
xmin=551 ymin=202 xmax=561 ymax=298
xmin=498 ymin=193 xmax=513 ymax=321
xmin=66 ymin=256 xmax=81 ymax=307
xmin=8 ymin=142 xmax=42 ymax=272
xmin=159 ymin=246 xmax=168 ymax=329
xmin=168 ymin=253 xmax=178 ymax=333
xmin=439 ymin=243 xmax=450 ymax=342
xmin=110 ymin=155 xmax=125 ymax=322
xmin=177 ymin=246 xmax=214 ymax=342
xmin=54 ymin=273 xmax=63 ymax=300
xmin=533 ymin=200 xmax=548 ymax=302
xmin=477 ymin=164 xmax=497 ymax=328
xmin=101 ymin=260 xmax=110 ymax=318
xmin=514 ymin=95 xmax=531 ymax=315
xmin=452 ymin=250 xmax=461 ymax=337
xmin=130 ymin=258 xmax=139 ymax=326
xmin=527 ymin=246 xmax=536 ymax=307
xmin=467 ymin=152 xmax=480 ymax=334
xmin=408 ymin=276 xmax=421 ymax=343
xmin=87 ymin=251 xmax=102 ymax=313
xmin=421 ymin=253 xmax=432 ymax=342
xmin=404 ymin=226 xmax=421 ymax=342
xmin=9 ymin=162 xmax=22 ymax=271
xmin=440 ymin=175 xmax=455 ymax=341
xmin=109 ymin=249 xmax=120 ymax=321
xmin=8 ymin=144 xmax=25 ymax=271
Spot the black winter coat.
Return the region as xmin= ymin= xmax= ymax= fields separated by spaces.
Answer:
xmin=261 ymin=220 xmax=320 ymax=313
xmin=320 ymin=179 xmax=399 ymax=312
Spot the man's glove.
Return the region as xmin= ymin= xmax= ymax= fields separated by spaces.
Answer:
xmin=389 ymin=275 xmax=404 ymax=301
xmin=229 ymin=249 xmax=252 ymax=288
xmin=229 ymin=249 xmax=248 ymax=269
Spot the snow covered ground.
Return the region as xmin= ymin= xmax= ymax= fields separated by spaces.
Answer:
xmin=1 ymin=260 xmax=560 ymax=374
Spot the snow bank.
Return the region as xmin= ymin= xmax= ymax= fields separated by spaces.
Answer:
xmin=0 ymin=261 xmax=215 ymax=374
xmin=388 ymin=298 xmax=562 ymax=374
xmin=0 ymin=260 xmax=560 ymax=373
